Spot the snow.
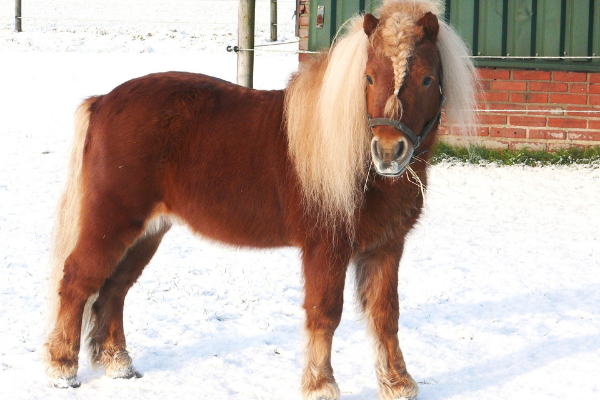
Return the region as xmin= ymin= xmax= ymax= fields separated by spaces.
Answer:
xmin=1 ymin=1 xmax=599 ymax=399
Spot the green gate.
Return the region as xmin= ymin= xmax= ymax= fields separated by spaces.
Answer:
xmin=308 ymin=0 xmax=600 ymax=72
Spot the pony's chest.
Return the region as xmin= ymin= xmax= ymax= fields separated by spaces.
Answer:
xmin=356 ymin=177 xmax=425 ymax=250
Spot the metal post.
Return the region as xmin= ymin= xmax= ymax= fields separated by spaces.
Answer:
xmin=237 ymin=0 xmax=255 ymax=88
xmin=15 ymin=0 xmax=21 ymax=32
xmin=270 ymin=0 xmax=277 ymax=42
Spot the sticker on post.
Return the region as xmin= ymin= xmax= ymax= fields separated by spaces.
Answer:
xmin=317 ymin=5 xmax=324 ymax=29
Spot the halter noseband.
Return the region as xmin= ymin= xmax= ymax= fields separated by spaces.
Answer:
xmin=367 ymin=88 xmax=445 ymax=162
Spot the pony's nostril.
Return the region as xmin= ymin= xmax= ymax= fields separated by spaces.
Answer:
xmin=372 ymin=139 xmax=381 ymax=157
xmin=395 ymin=141 xmax=405 ymax=159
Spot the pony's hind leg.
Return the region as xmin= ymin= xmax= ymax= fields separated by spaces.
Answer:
xmin=45 ymin=204 xmax=149 ymax=388
xmin=354 ymin=243 xmax=419 ymax=400
xmin=301 ymin=241 xmax=350 ymax=400
xmin=87 ymin=217 xmax=171 ymax=379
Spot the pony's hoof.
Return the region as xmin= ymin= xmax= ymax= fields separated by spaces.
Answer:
xmin=380 ymin=374 xmax=419 ymax=400
xmin=303 ymin=380 xmax=340 ymax=400
xmin=108 ymin=365 xmax=142 ymax=379
xmin=51 ymin=376 xmax=81 ymax=389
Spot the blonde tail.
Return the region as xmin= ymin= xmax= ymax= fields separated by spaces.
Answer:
xmin=46 ymin=97 xmax=97 ymax=334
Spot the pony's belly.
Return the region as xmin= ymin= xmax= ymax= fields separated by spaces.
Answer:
xmin=185 ymin=208 xmax=289 ymax=248
xmin=164 ymin=181 xmax=291 ymax=248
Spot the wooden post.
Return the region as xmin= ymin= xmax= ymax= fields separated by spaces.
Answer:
xmin=270 ymin=0 xmax=277 ymax=42
xmin=15 ymin=0 xmax=21 ymax=32
xmin=237 ymin=0 xmax=255 ymax=88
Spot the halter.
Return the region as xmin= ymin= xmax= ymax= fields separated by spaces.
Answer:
xmin=368 ymin=86 xmax=445 ymax=162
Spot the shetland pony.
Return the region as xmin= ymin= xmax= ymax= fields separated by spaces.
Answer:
xmin=44 ymin=1 xmax=476 ymax=398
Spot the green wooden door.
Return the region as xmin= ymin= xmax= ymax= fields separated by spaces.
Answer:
xmin=447 ymin=0 xmax=600 ymax=71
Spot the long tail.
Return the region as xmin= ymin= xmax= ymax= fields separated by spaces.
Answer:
xmin=46 ymin=97 xmax=97 ymax=334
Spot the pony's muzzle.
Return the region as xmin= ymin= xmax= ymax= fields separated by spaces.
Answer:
xmin=371 ymin=135 xmax=414 ymax=177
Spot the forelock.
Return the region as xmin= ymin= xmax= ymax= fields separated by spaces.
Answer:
xmin=373 ymin=2 xmax=439 ymax=92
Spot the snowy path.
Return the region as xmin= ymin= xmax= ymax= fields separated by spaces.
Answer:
xmin=1 ymin=1 xmax=600 ymax=399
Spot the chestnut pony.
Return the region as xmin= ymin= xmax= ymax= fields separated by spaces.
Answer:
xmin=45 ymin=1 xmax=476 ymax=399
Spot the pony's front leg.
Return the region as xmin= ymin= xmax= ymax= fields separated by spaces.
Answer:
xmin=355 ymin=243 xmax=418 ymax=400
xmin=301 ymin=241 xmax=350 ymax=400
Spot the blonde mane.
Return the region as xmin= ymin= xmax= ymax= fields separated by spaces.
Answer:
xmin=285 ymin=17 xmax=370 ymax=229
xmin=284 ymin=0 xmax=477 ymax=228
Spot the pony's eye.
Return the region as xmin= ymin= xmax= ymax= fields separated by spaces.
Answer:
xmin=366 ymin=75 xmax=373 ymax=85
xmin=422 ymin=76 xmax=433 ymax=87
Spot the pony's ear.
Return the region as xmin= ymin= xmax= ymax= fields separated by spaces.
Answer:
xmin=418 ymin=12 xmax=439 ymax=43
xmin=363 ymin=13 xmax=379 ymax=37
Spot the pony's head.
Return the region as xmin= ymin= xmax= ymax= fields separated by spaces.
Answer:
xmin=364 ymin=10 xmax=443 ymax=176
xmin=285 ymin=0 xmax=476 ymax=227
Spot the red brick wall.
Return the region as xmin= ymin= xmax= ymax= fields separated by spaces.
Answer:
xmin=440 ymin=68 xmax=600 ymax=150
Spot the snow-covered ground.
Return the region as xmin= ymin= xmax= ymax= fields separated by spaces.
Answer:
xmin=1 ymin=1 xmax=599 ymax=399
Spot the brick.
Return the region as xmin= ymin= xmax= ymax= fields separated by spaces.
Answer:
xmin=527 ymin=106 xmax=564 ymax=116
xmin=528 ymin=129 xmax=546 ymax=139
xmin=529 ymin=129 xmax=566 ymax=140
xmin=530 ymin=82 xmax=568 ymax=92
xmin=548 ymin=117 xmax=587 ymax=129
xmin=298 ymin=38 xmax=308 ymax=51
xmin=554 ymin=71 xmax=587 ymax=82
xmin=511 ymin=92 xmax=548 ymax=103
xmin=591 ymin=74 xmax=600 ymax=83
xmin=568 ymin=131 xmax=597 ymax=141
xmin=590 ymin=95 xmax=600 ymax=105
xmin=486 ymin=102 xmax=526 ymax=112
xmin=479 ymin=114 xmax=508 ymax=125
xmin=298 ymin=27 xmax=309 ymax=39
xmin=477 ymin=68 xmax=510 ymax=80
xmin=478 ymin=80 xmax=491 ymax=90
xmin=490 ymin=127 xmax=504 ymax=137
xmin=570 ymin=84 xmax=588 ymax=94
xmin=480 ymin=92 xmax=509 ymax=102
xmin=491 ymin=80 xmax=527 ymax=91
xmin=549 ymin=93 xmax=587 ymax=105
xmin=547 ymin=130 xmax=567 ymax=140
xmin=589 ymin=120 xmax=600 ymax=130
xmin=438 ymin=126 xmax=449 ymax=135
xmin=548 ymin=142 xmax=574 ymax=151
xmin=475 ymin=127 xmax=489 ymax=137
xmin=503 ymin=128 xmax=527 ymax=138
xmin=512 ymin=70 xmax=552 ymax=81
xmin=511 ymin=141 xmax=548 ymax=151
xmin=590 ymin=84 xmax=600 ymax=94
xmin=299 ymin=16 xmax=309 ymax=26
xmin=448 ymin=126 xmax=467 ymax=135
xmin=477 ymin=139 xmax=510 ymax=150
xmin=509 ymin=116 xmax=547 ymax=127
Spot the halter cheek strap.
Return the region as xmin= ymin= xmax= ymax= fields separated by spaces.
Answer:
xmin=367 ymin=94 xmax=445 ymax=159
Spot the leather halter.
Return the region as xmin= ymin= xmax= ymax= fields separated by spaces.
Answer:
xmin=367 ymin=88 xmax=445 ymax=162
